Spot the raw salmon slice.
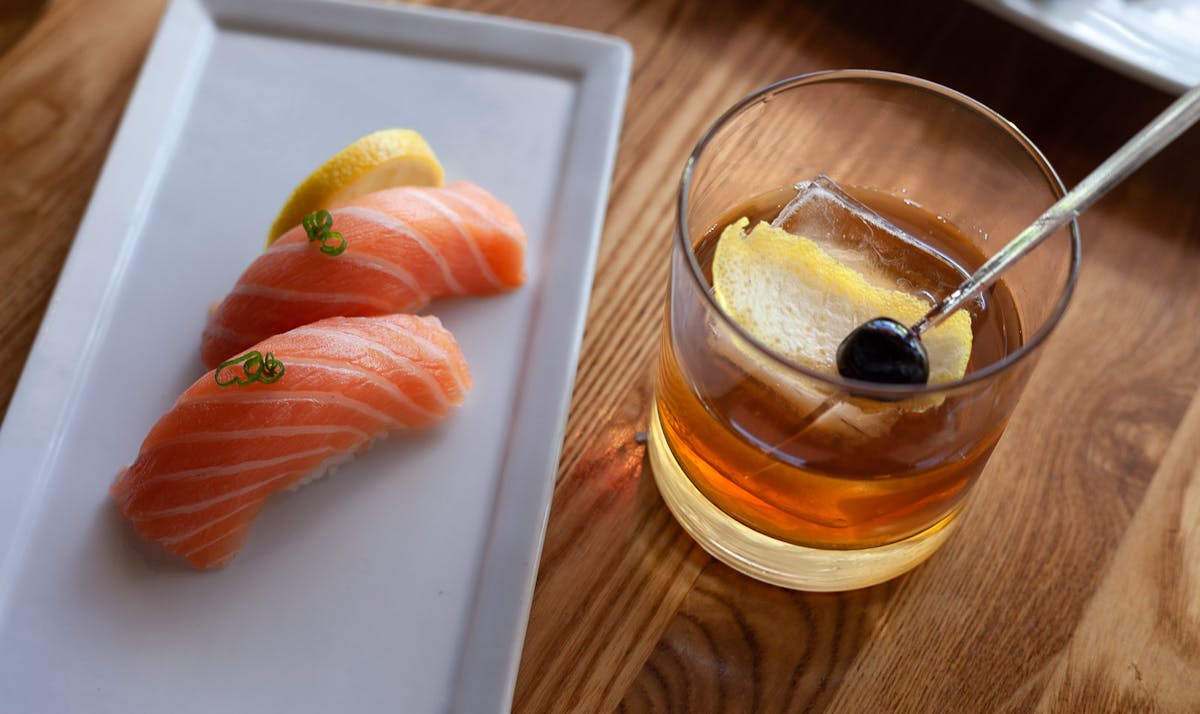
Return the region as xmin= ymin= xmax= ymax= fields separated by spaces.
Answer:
xmin=201 ymin=180 xmax=525 ymax=368
xmin=112 ymin=314 xmax=472 ymax=569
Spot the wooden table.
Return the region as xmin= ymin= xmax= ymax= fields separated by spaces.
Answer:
xmin=3 ymin=0 xmax=1197 ymax=710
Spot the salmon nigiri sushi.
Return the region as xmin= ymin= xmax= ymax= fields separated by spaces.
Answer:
xmin=112 ymin=314 xmax=471 ymax=569
xmin=201 ymin=180 xmax=526 ymax=368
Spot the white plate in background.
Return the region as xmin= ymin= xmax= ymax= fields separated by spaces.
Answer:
xmin=0 ymin=1 xmax=630 ymax=711
xmin=968 ymin=0 xmax=1198 ymax=94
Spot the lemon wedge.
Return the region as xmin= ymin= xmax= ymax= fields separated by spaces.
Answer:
xmin=266 ymin=129 xmax=444 ymax=245
xmin=712 ymin=218 xmax=972 ymax=385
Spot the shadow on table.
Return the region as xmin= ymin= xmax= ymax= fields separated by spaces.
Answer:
xmin=0 ymin=0 xmax=46 ymax=57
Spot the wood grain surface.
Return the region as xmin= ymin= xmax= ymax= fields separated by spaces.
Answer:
xmin=1 ymin=0 xmax=1197 ymax=711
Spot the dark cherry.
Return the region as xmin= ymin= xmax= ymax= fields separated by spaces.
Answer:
xmin=836 ymin=317 xmax=929 ymax=385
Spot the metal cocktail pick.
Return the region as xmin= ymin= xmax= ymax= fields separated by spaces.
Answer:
xmin=837 ymin=84 xmax=1200 ymax=385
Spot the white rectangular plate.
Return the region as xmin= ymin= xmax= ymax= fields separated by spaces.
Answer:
xmin=968 ymin=0 xmax=1199 ymax=94
xmin=0 ymin=1 xmax=630 ymax=711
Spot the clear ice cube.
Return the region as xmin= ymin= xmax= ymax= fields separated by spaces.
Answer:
xmin=771 ymin=175 xmax=962 ymax=299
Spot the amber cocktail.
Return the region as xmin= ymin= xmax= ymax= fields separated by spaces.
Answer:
xmin=649 ymin=72 xmax=1080 ymax=591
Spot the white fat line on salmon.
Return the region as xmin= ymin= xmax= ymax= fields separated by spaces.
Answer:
xmin=180 ymin=512 xmax=261 ymax=561
xmin=127 ymin=457 xmax=338 ymax=523
xmin=174 ymin=391 xmax=404 ymax=433
xmin=337 ymin=320 xmax=466 ymax=398
xmin=160 ymin=430 xmax=379 ymax=550
xmin=202 ymin=321 xmax=262 ymax=349
xmin=336 ymin=205 xmax=467 ymax=295
xmin=141 ymin=424 xmax=370 ymax=453
xmin=281 ymin=356 xmax=442 ymax=418
xmin=130 ymin=448 xmax=350 ymax=521
xmin=202 ymin=550 xmax=237 ymax=568
xmin=157 ymin=496 xmax=271 ymax=546
xmin=128 ymin=446 xmax=340 ymax=493
xmin=266 ymin=242 xmax=430 ymax=303
xmin=436 ymin=186 xmax=525 ymax=245
xmin=231 ymin=283 xmax=397 ymax=312
xmin=406 ymin=190 xmax=505 ymax=290
xmin=193 ymin=549 xmax=237 ymax=568
xmin=364 ymin=320 xmax=470 ymax=399
xmin=287 ymin=325 xmax=456 ymax=411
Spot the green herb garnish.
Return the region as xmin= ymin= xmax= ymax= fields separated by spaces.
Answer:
xmin=302 ymin=209 xmax=347 ymax=256
xmin=215 ymin=351 xmax=285 ymax=387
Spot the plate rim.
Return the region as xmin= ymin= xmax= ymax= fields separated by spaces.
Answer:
xmin=966 ymin=0 xmax=1195 ymax=94
xmin=0 ymin=0 xmax=632 ymax=711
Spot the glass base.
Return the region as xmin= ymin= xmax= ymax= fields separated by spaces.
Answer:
xmin=647 ymin=407 xmax=960 ymax=591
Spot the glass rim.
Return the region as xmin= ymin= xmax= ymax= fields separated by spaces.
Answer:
xmin=675 ymin=69 xmax=1082 ymax=399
